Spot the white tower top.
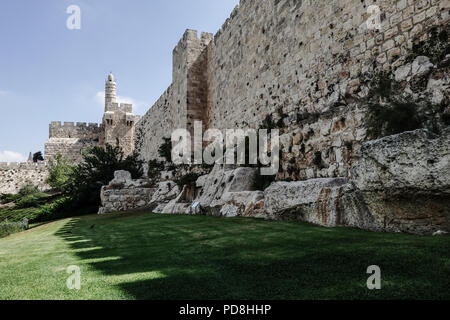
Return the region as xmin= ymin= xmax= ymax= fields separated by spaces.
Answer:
xmin=105 ymin=72 xmax=117 ymax=111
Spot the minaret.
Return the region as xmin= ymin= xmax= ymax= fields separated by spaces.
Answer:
xmin=105 ymin=73 xmax=117 ymax=112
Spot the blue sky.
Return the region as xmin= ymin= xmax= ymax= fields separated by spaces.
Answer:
xmin=0 ymin=0 xmax=239 ymax=162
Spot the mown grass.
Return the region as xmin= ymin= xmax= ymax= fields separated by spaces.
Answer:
xmin=0 ymin=212 xmax=449 ymax=300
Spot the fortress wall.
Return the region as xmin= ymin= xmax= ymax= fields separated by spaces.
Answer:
xmin=45 ymin=122 xmax=103 ymax=162
xmin=136 ymin=0 xmax=448 ymax=173
xmin=0 ymin=162 xmax=50 ymax=195
xmin=136 ymin=30 xmax=213 ymax=162
xmin=44 ymin=138 xmax=100 ymax=163
xmin=49 ymin=121 xmax=102 ymax=139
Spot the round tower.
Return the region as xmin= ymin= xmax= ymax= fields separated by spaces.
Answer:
xmin=105 ymin=73 xmax=117 ymax=111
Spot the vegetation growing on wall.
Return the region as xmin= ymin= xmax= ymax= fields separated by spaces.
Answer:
xmin=409 ymin=26 xmax=450 ymax=64
xmin=158 ymin=137 xmax=173 ymax=163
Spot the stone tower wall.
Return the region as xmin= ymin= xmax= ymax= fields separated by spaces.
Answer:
xmin=136 ymin=30 xmax=213 ymax=162
xmin=135 ymin=0 xmax=448 ymax=178
xmin=45 ymin=122 xmax=102 ymax=163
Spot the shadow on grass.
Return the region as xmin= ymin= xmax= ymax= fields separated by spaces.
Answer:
xmin=55 ymin=212 xmax=450 ymax=300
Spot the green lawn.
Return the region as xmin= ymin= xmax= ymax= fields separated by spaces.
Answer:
xmin=0 ymin=212 xmax=449 ymax=300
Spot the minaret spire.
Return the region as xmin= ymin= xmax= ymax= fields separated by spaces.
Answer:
xmin=105 ymin=72 xmax=117 ymax=112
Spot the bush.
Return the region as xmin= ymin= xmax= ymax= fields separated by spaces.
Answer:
xmin=65 ymin=145 xmax=144 ymax=206
xmin=366 ymin=101 xmax=422 ymax=139
xmin=158 ymin=138 xmax=172 ymax=163
xmin=148 ymin=159 xmax=165 ymax=180
xmin=175 ymin=173 xmax=201 ymax=188
xmin=0 ymin=223 xmax=24 ymax=238
xmin=16 ymin=193 xmax=51 ymax=209
xmin=18 ymin=185 xmax=39 ymax=196
xmin=46 ymin=154 xmax=76 ymax=192
xmin=410 ymin=27 xmax=450 ymax=64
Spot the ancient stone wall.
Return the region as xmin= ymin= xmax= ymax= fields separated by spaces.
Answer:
xmin=0 ymin=162 xmax=50 ymax=194
xmin=136 ymin=0 xmax=448 ymax=177
xmin=45 ymin=122 xmax=102 ymax=163
xmin=136 ymin=30 xmax=213 ymax=162
xmin=102 ymin=103 xmax=140 ymax=157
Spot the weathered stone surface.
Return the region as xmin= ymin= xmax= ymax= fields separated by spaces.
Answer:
xmin=262 ymin=129 xmax=450 ymax=234
xmin=351 ymin=129 xmax=450 ymax=193
xmin=264 ymin=178 xmax=351 ymax=226
xmin=0 ymin=162 xmax=50 ymax=194
xmin=135 ymin=0 xmax=446 ymax=182
xmin=348 ymin=128 xmax=450 ymax=234
xmin=411 ymin=56 xmax=434 ymax=78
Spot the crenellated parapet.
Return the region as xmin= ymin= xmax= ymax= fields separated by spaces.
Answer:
xmin=49 ymin=121 xmax=102 ymax=139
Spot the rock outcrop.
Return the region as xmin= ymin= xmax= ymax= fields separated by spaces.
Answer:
xmin=100 ymin=128 xmax=450 ymax=235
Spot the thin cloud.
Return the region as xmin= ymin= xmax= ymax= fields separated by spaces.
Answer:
xmin=0 ymin=150 xmax=27 ymax=163
xmin=0 ymin=90 xmax=9 ymax=96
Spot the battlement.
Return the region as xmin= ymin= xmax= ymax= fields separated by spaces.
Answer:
xmin=50 ymin=121 xmax=100 ymax=129
xmin=0 ymin=161 xmax=48 ymax=170
xmin=49 ymin=121 xmax=102 ymax=139
xmin=173 ymin=29 xmax=213 ymax=54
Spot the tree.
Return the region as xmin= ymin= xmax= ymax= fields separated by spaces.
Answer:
xmin=33 ymin=152 xmax=44 ymax=163
xmin=66 ymin=145 xmax=144 ymax=206
xmin=46 ymin=154 xmax=75 ymax=192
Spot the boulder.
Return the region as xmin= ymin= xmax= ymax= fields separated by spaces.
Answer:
xmin=264 ymin=178 xmax=351 ymax=226
xmin=411 ymin=56 xmax=434 ymax=78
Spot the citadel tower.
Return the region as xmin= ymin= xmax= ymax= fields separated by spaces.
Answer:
xmin=44 ymin=73 xmax=140 ymax=163
xmin=101 ymin=73 xmax=140 ymax=157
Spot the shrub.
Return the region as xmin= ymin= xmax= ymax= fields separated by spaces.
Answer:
xmin=65 ymin=145 xmax=144 ymax=206
xmin=410 ymin=27 xmax=450 ymax=64
xmin=175 ymin=173 xmax=201 ymax=188
xmin=366 ymin=101 xmax=422 ymax=139
xmin=46 ymin=154 xmax=75 ymax=192
xmin=158 ymin=138 xmax=172 ymax=163
xmin=18 ymin=185 xmax=39 ymax=196
xmin=0 ymin=223 xmax=24 ymax=238
xmin=16 ymin=193 xmax=51 ymax=209
xmin=148 ymin=159 xmax=165 ymax=180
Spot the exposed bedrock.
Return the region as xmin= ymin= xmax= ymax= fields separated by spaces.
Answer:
xmin=99 ymin=129 xmax=450 ymax=234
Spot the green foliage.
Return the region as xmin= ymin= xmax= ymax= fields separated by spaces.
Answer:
xmin=158 ymin=138 xmax=172 ymax=163
xmin=18 ymin=185 xmax=39 ymax=196
xmin=368 ymin=70 xmax=398 ymax=98
xmin=410 ymin=27 xmax=450 ymax=64
xmin=32 ymin=151 xmax=44 ymax=163
xmin=0 ymin=223 xmax=24 ymax=238
xmin=46 ymin=154 xmax=76 ymax=192
xmin=366 ymin=101 xmax=422 ymax=139
xmin=66 ymin=145 xmax=144 ymax=206
xmin=148 ymin=159 xmax=165 ymax=180
xmin=1 ymin=213 xmax=449 ymax=299
xmin=16 ymin=193 xmax=51 ymax=209
xmin=0 ymin=193 xmax=21 ymax=204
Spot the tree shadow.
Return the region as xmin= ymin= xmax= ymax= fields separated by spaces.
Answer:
xmin=55 ymin=212 xmax=450 ymax=300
